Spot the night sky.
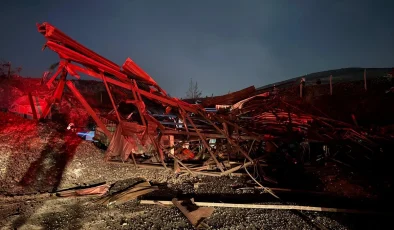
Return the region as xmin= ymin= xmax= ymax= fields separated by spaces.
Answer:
xmin=1 ymin=0 xmax=393 ymax=97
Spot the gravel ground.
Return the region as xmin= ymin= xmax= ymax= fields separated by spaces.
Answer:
xmin=0 ymin=112 xmax=390 ymax=229
xmin=0 ymin=194 xmax=387 ymax=230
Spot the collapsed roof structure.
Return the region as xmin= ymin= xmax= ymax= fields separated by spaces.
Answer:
xmin=36 ymin=22 xmax=394 ymax=179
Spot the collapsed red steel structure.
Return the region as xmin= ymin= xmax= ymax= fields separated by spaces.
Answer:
xmin=37 ymin=22 xmax=276 ymax=175
xmin=38 ymin=22 xmax=378 ymax=177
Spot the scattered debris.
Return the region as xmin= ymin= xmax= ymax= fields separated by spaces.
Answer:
xmin=95 ymin=181 xmax=158 ymax=206
xmin=56 ymin=183 xmax=110 ymax=197
xmin=33 ymin=22 xmax=394 ymax=187
xmin=0 ymin=184 xmax=109 ymax=201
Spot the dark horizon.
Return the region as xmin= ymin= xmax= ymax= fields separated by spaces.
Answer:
xmin=1 ymin=0 xmax=393 ymax=97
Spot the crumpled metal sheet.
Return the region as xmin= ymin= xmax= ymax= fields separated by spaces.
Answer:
xmin=231 ymin=92 xmax=270 ymax=110
xmin=106 ymin=123 xmax=154 ymax=161
xmin=56 ymin=184 xmax=110 ymax=197
xmin=201 ymin=85 xmax=256 ymax=107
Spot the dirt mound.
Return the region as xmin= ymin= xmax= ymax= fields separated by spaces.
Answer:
xmin=0 ymin=112 xmax=188 ymax=195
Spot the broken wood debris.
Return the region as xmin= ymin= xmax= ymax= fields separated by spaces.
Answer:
xmin=56 ymin=183 xmax=110 ymax=197
xmin=0 ymin=183 xmax=112 ymax=203
xmin=95 ymin=181 xmax=158 ymax=206
xmin=172 ymin=198 xmax=214 ymax=229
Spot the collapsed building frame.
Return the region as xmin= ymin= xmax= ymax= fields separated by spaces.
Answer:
xmin=36 ymin=22 xmax=389 ymax=178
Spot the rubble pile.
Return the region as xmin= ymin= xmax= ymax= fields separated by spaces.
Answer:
xmin=32 ymin=22 xmax=394 ymax=187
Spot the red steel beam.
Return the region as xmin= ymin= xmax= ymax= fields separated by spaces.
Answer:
xmin=46 ymin=61 xmax=65 ymax=88
xmin=66 ymin=63 xmax=199 ymax=113
xmin=53 ymin=69 xmax=67 ymax=102
xmin=38 ymin=23 xmax=199 ymax=113
xmin=38 ymin=22 xmax=163 ymax=91
xmin=43 ymin=41 xmax=200 ymax=114
xmin=102 ymin=73 xmax=122 ymax=122
xmin=45 ymin=41 xmax=130 ymax=84
xmin=37 ymin=22 xmax=120 ymax=72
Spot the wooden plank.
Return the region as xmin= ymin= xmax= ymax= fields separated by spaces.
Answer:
xmin=174 ymin=156 xmax=195 ymax=176
xmin=139 ymin=200 xmax=383 ymax=214
xmin=220 ymin=161 xmax=253 ymax=176
xmin=66 ymin=81 xmax=112 ymax=139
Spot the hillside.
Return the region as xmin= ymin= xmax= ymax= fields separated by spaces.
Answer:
xmin=256 ymin=67 xmax=394 ymax=90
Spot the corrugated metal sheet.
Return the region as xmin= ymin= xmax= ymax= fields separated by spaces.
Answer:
xmin=201 ymin=86 xmax=256 ymax=107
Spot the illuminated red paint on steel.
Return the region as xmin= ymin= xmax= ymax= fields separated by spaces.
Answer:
xmin=37 ymin=22 xmax=120 ymax=72
xmin=122 ymin=58 xmax=158 ymax=87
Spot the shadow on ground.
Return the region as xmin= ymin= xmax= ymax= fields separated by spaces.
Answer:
xmin=3 ymin=126 xmax=83 ymax=228
xmin=18 ymin=132 xmax=82 ymax=193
